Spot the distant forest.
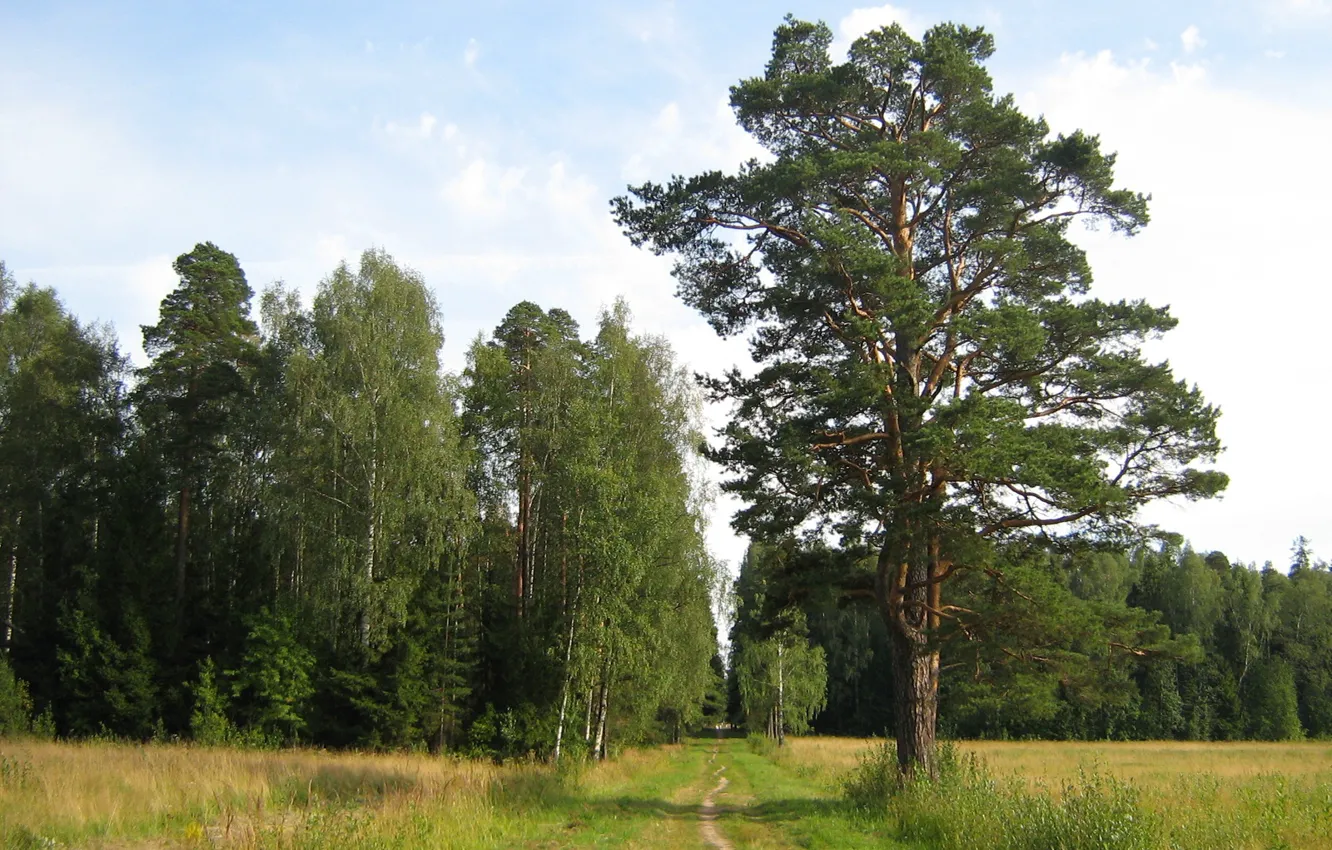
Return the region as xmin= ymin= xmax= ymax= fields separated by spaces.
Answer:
xmin=1 ymin=244 xmax=1328 ymax=752
xmin=730 ymin=536 xmax=1331 ymax=742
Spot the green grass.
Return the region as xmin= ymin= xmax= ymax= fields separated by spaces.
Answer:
xmin=4 ymin=735 xmax=1330 ymax=848
xmin=707 ymin=736 xmax=905 ymax=849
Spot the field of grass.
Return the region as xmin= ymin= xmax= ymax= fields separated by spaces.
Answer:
xmin=2 ymin=734 xmax=1330 ymax=848
xmin=782 ymin=736 xmax=1332 ymax=785
xmin=781 ymin=737 xmax=1332 ymax=850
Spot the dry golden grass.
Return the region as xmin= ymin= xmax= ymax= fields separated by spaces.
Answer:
xmin=783 ymin=736 xmax=1332 ymax=788
xmin=0 ymin=739 xmax=542 ymax=847
xmin=0 ymin=738 xmax=713 ymax=849
xmin=788 ymin=736 xmax=1332 ymax=850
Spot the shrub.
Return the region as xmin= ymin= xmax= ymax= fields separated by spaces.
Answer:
xmin=189 ymin=657 xmax=235 ymax=745
xmin=0 ymin=654 xmax=35 ymax=736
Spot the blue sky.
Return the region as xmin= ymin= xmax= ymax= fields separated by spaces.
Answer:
xmin=4 ymin=1 xmax=1331 ymax=573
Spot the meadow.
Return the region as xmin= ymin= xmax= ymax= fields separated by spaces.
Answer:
xmin=784 ymin=737 xmax=1332 ymax=850
xmin=2 ymin=735 xmax=1330 ymax=849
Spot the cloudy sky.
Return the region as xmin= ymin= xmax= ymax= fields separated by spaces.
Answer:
xmin=3 ymin=0 xmax=1329 ymax=574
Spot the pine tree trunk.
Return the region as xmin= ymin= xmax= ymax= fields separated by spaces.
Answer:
xmin=890 ymin=626 xmax=939 ymax=779
xmin=879 ymin=520 xmax=942 ymax=780
xmin=91 ymin=436 xmax=100 ymax=556
xmin=174 ymin=482 xmax=192 ymax=616
xmin=515 ymin=471 xmax=528 ymax=615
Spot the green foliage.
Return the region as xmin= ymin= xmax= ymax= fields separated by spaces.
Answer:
xmin=11 ymin=234 xmax=1326 ymax=756
xmin=228 ymin=609 xmax=314 ymax=744
xmin=1243 ymin=658 xmax=1303 ymax=741
xmin=135 ymin=242 xmax=260 ymax=624
xmin=55 ymin=607 xmax=158 ymax=738
xmin=188 ymin=657 xmax=235 ymax=745
xmin=616 ymin=13 xmax=1224 ymax=773
xmin=268 ymin=249 xmax=473 ymax=658
xmin=0 ymin=654 xmax=35 ymax=736
xmin=736 ymin=627 xmax=828 ymax=739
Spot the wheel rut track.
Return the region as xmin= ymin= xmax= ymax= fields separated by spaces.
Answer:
xmin=698 ymin=734 xmax=732 ymax=850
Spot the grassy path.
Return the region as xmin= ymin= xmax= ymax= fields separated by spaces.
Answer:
xmin=519 ymin=735 xmax=903 ymax=849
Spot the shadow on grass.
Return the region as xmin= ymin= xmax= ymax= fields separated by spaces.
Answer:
xmin=268 ymin=764 xmax=422 ymax=806
xmin=686 ymin=727 xmax=748 ymax=740
xmin=544 ymin=795 xmax=848 ymax=824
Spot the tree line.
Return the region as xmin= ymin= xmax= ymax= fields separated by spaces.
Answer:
xmin=729 ymin=535 xmax=1332 ymax=743
xmin=0 ymin=246 xmax=723 ymax=755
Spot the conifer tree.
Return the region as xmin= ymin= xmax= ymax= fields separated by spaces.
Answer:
xmin=616 ymin=17 xmax=1225 ymax=775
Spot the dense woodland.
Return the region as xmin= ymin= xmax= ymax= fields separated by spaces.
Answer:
xmin=729 ymin=536 xmax=1332 ymax=742
xmin=0 ymin=247 xmax=723 ymax=755
xmin=3 ymin=245 xmax=1329 ymax=755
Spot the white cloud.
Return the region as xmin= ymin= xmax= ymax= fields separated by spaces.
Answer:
xmin=1170 ymin=61 xmax=1207 ymax=84
xmin=839 ymin=4 xmax=928 ymax=41
xmin=1265 ymin=49 xmax=1287 ymax=58
xmin=654 ymin=102 xmax=680 ymax=134
xmin=382 ymin=111 xmax=439 ymax=141
xmin=1180 ymin=24 xmax=1205 ymax=53
xmin=1269 ymin=0 xmax=1332 ymax=18
xmin=441 ymin=158 xmax=527 ymax=217
xmin=1260 ymin=0 xmax=1332 ymax=26
xmin=618 ymin=3 xmax=677 ymax=43
xmin=834 ymin=5 xmax=931 ymax=59
xmin=313 ymin=233 xmax=352 ymax=271
xmin=620 ymin=94 xmax=766 ymax=185
xmin=463 ymin=38 xmax=480 ymax=68
xmin=1019 ymin=48 xmax=1332 ymax=563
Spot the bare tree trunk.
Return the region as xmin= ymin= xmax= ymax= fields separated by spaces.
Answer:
xmin=91 ymin=436 xmax=100 ymax=556
xmin=174 ymin=482 xmax=192 ymax=617
xmin=4 ymin=512 xmax=19 ymax=651
xmin=776 ymin=642 xmax=786 ymax=747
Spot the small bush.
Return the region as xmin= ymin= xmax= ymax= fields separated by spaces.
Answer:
xmin=746 ymin=732 xmax=776 ymax=757
xmin=189 ymin=657 xmax=234 ymax=745
xmin=0 ymin=654 xmax=36 ymax=737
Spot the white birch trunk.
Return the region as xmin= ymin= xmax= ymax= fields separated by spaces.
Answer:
xmin=553 ymin=597 xmax=579 ymax=761
xmin=361 ymin=422 xmax=378 ymax=649
xmin=4 ymin=512 xmax=18 ymax=651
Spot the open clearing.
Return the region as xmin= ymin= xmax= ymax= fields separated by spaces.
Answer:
xmin=2 ymin=736 xmax=1330 ymax=848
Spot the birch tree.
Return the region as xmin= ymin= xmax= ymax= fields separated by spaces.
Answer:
xmin=276 ymin=250 xmax=471 ymax=656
